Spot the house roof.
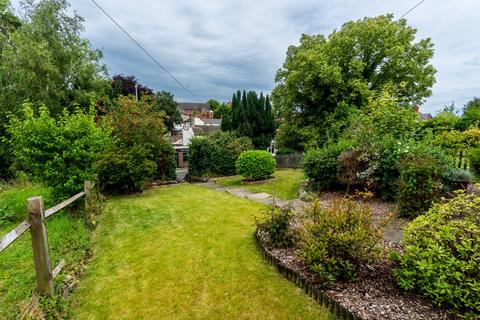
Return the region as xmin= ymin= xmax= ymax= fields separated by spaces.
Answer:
xmin=192 ymin=125 xmax=221 ymax=136
xmin=420 ymin=113 xmax=433 ymax=120
xmin=202 ymin=119 xmax=222 ymax=126
xmin=177 ymin=102 xmax=210 ymax=111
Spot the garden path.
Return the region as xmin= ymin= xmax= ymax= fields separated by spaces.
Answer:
xmin=200 ymin=181 xmax=406 ymax=244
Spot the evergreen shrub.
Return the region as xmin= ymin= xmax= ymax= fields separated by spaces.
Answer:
xmin=236 ymin=150 xmax=275 ymax=180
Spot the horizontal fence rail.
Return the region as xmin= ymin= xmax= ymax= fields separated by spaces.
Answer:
xmin=0 ymin=181 xmax=93 ymax=296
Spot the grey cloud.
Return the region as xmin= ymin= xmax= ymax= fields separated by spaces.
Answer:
xmin=10 ymin=0 xmax=480 ymax=107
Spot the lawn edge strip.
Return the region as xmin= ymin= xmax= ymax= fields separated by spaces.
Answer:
xmin=254 ymin=228 xmax=363 ymax=320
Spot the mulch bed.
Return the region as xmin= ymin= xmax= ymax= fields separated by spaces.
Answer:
xmin=259 ymin=233 xmax=455 ymax=320
xmin=258 ymin=191 xmax=457 ymax=320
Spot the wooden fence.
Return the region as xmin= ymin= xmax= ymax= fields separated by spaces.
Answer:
xmin=275 ymin=153 xmax=303 ymax=169
xmin=0 ymin=181 xmax=93 ymax=296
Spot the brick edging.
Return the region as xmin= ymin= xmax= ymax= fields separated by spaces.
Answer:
xmin=254 ymin=229 xmax=363 ymax=320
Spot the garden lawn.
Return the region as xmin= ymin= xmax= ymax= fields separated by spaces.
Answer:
xmin=216 ymin=169 xmax=304 ymax=200
xmin=0 ymin=182 xmax=90 ymax=319
xmin=70 ymin=184 xmax=331 ymax=320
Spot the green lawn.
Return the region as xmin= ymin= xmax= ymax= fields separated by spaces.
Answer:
xmin=216 ymin=169 xmax=304 ymax=200
xmin=70 ymin=185 xmax=331 ymax=319
xmin=0 ymin=182 xmax=90 ymax=319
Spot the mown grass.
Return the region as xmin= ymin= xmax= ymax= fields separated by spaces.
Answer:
xmin=0 ymin=181 xmax=91 ymax=319
xmin=216 ymin=169 xmax=305 ymax=200
xmin=70 ymin=185 xmax=331 ymax=319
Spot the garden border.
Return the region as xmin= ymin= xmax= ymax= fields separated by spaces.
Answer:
xmin=254 ymin=229 xmax=363 ymax=320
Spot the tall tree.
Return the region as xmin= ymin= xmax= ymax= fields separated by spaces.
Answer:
xmin=273 ymin=14 xmax=436 ymax=150
xmin=151 ymin=91 xmax=181 ymax=131
xmin=0 ymin=0 xmax=108 ymax=119
xmin=0 ymin=0 xmax=108 ymax=179
xmin=223 ymin=90 xmax=276 ymax=149
xmin=112 ymin=74 xmax=153 ymax=98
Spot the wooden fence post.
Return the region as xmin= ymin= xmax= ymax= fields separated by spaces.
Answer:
xmin=84 ymin=180 xmax=92 ymax=211
xmin=27 ymin=196 xmax=54 ymax=296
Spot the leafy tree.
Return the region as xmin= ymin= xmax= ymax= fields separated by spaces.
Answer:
xmin=105 ymin=96 xmax=176 ymax=181
xmin=111 ymin=74 xmax=153 ymax=98
xmin=208 ymin=99 xmax=231 ymax=120
xmin=224 ymin=90 xmax=275 ymax=149
xmin=273 ymin=14 xmax=436 ymax=150
xmin=151 ymin=91 xmax=181 ymax=131
xmin=459 ymin=97 xmax=480 ymax=129
xmin=207 ymin=99 xmax=221 ymax=114
xmin=0 ymin=0 xmax=108 ymax=120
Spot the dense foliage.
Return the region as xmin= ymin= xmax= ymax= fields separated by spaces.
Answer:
xmin=339 ymin=93 xmax=420 ymax=198
xmin=273 ymin=15 xmax=436 ymax=150
xmin=302 ymin=140 xmax=352 ymax=190
xmin=469 ymin=145 xmax=480 ymax=178
xmin=236 ymin=150 xmax=275 ymax=180
xmin=221 ymin=90 xmax=275 ymax=149
xmin=0 ymin=0 xmax=109 ymax=120
xmin=7 ymin=104 xmax=111 ymax=200
xmin=151 ymin=91 xmax=182 ymax=131
xmin=94 ymin=146 xmax=156 ymax=194
xmin=393 ymin=192 xmax=480 ymax=316
xmin=300 ymin=198 xmax=385 ymax=284
xmin=188 ymin=131 xmax=253 ymax=177
xmin=112 ymin=74 xmax=153 ymax=98
xmin=396 ymin=143 xmax=452 ymax=218
xmin=96 ymin=96 xmax=176 ymax=193
xmin=257 ymin=205 xmax=294 ymax=247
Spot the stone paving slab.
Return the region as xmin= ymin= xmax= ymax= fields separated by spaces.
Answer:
xmin=198 ymin=181 xmax=404 ymax=243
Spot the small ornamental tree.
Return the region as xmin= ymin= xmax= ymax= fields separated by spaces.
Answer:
xmin=8 ymin=103 xmax=112 ymax=200
xmin=105 ymin=95 xmax=176 ymax=181
xmin=236 ymin=150 xmax=275 ymax=180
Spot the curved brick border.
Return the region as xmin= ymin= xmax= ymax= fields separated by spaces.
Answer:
xmin=254 ymin=229 xmax=363 ymax=320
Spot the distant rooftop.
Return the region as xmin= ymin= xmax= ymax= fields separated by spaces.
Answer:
xmin=192 ymin=125 xmax=221 ymax=136
xmin=420 ymin=113 xmax=433 ymax=120
xmin=177 ymin=102 xmax=210 ymax=111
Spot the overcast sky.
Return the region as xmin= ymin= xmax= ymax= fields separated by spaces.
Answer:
xmin=11 ymin=0 xmax=480 ymax=113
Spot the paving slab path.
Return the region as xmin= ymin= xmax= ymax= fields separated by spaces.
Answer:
xmin=200 ymin=181 xmax=406 ymax=244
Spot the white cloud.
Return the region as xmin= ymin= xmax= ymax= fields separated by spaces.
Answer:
xmin=10 ymin=0 xmax=480 ymax=111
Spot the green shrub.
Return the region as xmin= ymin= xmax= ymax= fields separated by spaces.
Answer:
xmin=303 ymin=140 xmax=352 ymax=190
xmin=107 ymin=96 xmax=175 ymax=181
xmin=396 ymin=143 xmax=453 ymax=218
xmin=188 ymin=132 xmax=253 ymax=177
xmin=393 ymin=191 xmax=480 ymax=316
xmin=300 ymin=198 xmax=385 ymax=284
xmin=469 ymin=146 xmax=480 ymax=178
xmin=94 ymin=145 xmax=156 ymax=194
xmin=7 ymin=104 xmax=112 ymax=200
xmin=152 ymin=141 xmax=176 ymax=181
xmin=236 ymin=150 xmax=275 ymax=180
xmin=257 ymin=205 xmax=294 ymax=247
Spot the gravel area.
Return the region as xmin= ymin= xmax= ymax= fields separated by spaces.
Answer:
xmin=258 ymin=192 xmax=456 ymax=320
xmin=263 ymin=239 xmax=454 ymax=320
